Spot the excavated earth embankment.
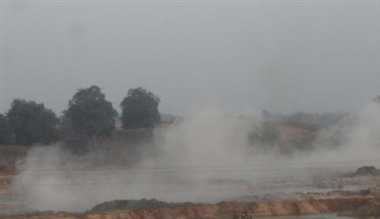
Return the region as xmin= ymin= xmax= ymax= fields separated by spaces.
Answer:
xmin=2 ymin=195 xmax=377 ymax=219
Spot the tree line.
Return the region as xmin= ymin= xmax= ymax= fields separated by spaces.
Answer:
xmin=0 ymin=86 xmax=161 ymax=151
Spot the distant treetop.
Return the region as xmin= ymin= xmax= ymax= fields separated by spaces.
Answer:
xmin=121 ymin=87 xmax=160 ymax=129
xmin=7 ymin=99 xmax=58 ymax=145
xmin=62 ymin=85 xmax=117 ymax=151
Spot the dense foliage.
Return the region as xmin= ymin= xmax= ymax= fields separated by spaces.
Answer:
xmin=62 ymin=86 xmax=117 ymax=150
xmin=121 ymin=87 xmax=160 ymax=129
xmin=0 ymin=86 xmax=163 ymax=152
xmin=7 ymin=99 xmax=58 ymax=145
xmin=0 ymin=114 xmax=11 ymax=144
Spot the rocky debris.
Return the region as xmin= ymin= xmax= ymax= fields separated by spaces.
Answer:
xmin=90 ymin=199 xmax=193 ymax=213
xmin=340 ymin=199 xmax=380 ymax=217
xmin=296 ymin=189 xmax=371 ymax=200
xmin=3 ymin=194 xmax=377 ymax=219
xmin=312 ymin=175 xmax=343 ymax=189
xmin=349 ymin=166 xmax=380 ymax=177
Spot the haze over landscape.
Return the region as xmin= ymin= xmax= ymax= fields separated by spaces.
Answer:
xmin=2 ymin=0 xmax=380 ymax=114
xmin=2 ymin=1 xmax=380 ymax=219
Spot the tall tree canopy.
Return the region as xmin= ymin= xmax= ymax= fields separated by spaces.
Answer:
xmin=7 ymin=99 xmax=58 ymax=145
xmin=63 ymin=85 xmax=117 ymax=147
xmin=0 ymin=114 xmax=11 ymax=144
xmin=121 ymin=87 xmax=160 ymax=129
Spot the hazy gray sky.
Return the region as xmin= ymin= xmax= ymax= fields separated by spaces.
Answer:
xmin=1 ymin=0 xmax=380 ymax=114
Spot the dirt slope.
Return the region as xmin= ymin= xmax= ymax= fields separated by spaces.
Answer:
xmin=3 ymin=196 xmax=374 ymax=219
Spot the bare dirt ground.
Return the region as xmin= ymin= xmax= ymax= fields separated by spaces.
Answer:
xmin=0 ymin=169 xmax=18 ymax=215
xmin=0 ymin=144 xmax=379 ymax=218
xmin=0 ymin=146 xmax=27 ymax=215
xmin=0 ymin=192 xmax=373 ymax=219
xmin=1 ymin=167 xmax=380 ymax=219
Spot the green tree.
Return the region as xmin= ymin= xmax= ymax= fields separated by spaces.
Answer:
xmin=63 ymin=86 xmax=117 ymax=150
xmin=121 ymin=87 xmax=160 ymax=129
xmin=7 ymin=99 xmax=58 ymax=145
xmin=0 ymin=114 xmax=11 ymax=144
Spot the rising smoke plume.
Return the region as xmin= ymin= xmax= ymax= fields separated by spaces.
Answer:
xmin=11 ymin=103 xmax=380 ymax=212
